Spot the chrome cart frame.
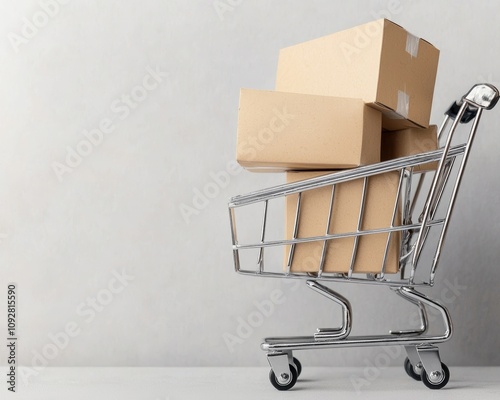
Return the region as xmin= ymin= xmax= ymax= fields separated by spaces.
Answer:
xmin=228 ymin=84 xmax=499 ymax=390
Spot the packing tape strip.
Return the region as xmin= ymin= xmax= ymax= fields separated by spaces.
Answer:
xmin=405 ymin=32 xmax=419 ymax=57
xmin=397 ymin=90 xmax=410 ymax=118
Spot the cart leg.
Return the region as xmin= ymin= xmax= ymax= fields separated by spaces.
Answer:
xmin=391 ymin=287 xmax=453 ymax=340
xmin=390 ymin=287 xmax=428 ymax=336
xmin=267 ymin=352 xmax=291 ymax=382
xmin=416 ymin=346 xmax=448 ymax=385
xmin=405 ymin=345 xmax=423 ymax=376
xmin=267 ymin=352 xmax=299 ymax=390
xmin=417 ymin=346 xmax=442 ymax=373
xmin=306 ymin=280 xmax=352 ymax=340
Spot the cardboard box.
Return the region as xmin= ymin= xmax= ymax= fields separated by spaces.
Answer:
xmin=236 ymin=89 xmax=382 ymax=171
xmin=382 ymin=125 xmax=439 ymax=172
xmin=285 ymin=171 xmax=401 ymax=274
xmin=276 ymin=19 xmax=439 ymax=130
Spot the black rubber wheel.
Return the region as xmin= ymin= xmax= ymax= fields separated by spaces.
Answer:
xmin=269 ymin=364 xmax=298 ymax=391
xmin=292 ymin=357 xmax=302 ymax=378
xmin=421 ymin=363 xmax=450 ymax=390
xmin=404 ymin=357 xmax=422 ymax=381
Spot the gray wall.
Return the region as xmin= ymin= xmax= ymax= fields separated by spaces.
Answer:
xmin=1 ymin=0 xmax=499 ymax=375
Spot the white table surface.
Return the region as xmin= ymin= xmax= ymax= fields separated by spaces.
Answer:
xmin=2 ymin=366 xmax=499 ymax=399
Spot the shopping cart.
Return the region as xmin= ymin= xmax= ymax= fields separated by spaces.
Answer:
xmin=228 ymin=84 xmax=499 ymax=390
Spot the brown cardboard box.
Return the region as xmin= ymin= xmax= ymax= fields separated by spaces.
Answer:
xmin=382 ymin=125 xmax=439 ymax=172
xmin=236 ymin=89 xmax=382 ymax=171
xmin=276 ymin=19 xmax=439 ymax=130
xmin=285 ymin=171 xmax=401 ymax=274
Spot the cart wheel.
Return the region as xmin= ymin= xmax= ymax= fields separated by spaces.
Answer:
xmin=292 ymin=357 xmax=302 ymax=378
xmin=404 ymin=357 xmax=422 ymax=381
xmin=421 ymin=363 xmax=450 ymax=390
xmin=269 ymin=364 xmax=298 ymax=391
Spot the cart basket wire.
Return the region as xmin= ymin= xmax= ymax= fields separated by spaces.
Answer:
xmin=229 ymin=84 xmax=499 ymax=287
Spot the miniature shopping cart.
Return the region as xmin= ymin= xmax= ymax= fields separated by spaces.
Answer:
xmin=228 ymin=84 xmax=499 ymax=390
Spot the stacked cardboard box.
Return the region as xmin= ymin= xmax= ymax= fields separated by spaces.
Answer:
xmin=284 ymin=170 xmax=402 ymax=274
xmin=237 ymin=89 xmax=382 ymax=171
xmin=276 ymin=19 xmax=439 ymax=131
xmin=235 ymin=19 xmax=440 ymax=274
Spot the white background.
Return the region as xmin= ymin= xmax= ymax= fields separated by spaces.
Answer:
xmin=0 ymin=0 xmax=499 ymax=375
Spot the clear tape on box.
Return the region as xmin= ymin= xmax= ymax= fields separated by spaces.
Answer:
xmin=397 ymin=90 xmax=410 ymax=118
xmin=405 ymin=32 xmax=420 ymax=57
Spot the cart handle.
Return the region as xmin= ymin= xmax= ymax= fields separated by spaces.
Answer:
xmin=445 ymin=101 xmax=477 ymax=123
xmin=412 ymin=83 xmax=499 ymax=283
xmin=445 ymin=84 xmax=498 ymax=123
xmin=464 ymin=83 xmax=499 ymax=109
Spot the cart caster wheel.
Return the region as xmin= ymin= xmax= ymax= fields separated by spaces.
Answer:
xmin=421 ymin=363 xmax=450 ymax=390
xmin=292 ymin=357 xmax=302 ymax=378
xmin=269 ymin=364 xmax=298 ymax=391
xmin=404 ymin=357 xmax=422 ymax=381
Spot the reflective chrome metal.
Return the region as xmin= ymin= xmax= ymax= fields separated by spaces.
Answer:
xmin=390 ymin=287 xmax=428 ymax=335
xmin=267 ymin=352 xmax=292 ymax=384
xmin=261 ymin=284 xmax=452 ymax=352
xmin=286 ymin=192 xmax=302 ymax=275
xmin=258 ymin=200 xmax=268 ymax=273
xmin=411 ymin=101 xmax=468 ymax=282
xmin=464 ymin=83 xmax=499 ymax=109
xmin=380 ymin=169 xmax=405 ymax=279
xmin=430 ymin=108 xmax=484 ymax=284
xmin=306 ymin=281 xmax=351 ymax=340
xmin=348 ymin=177 xmax=368 ymax=278
xmin=229 ymin=207 xmax=240 ymax=273
xmin=319 ymin=185 xmax=336 ymax=277
xmin=405 ymin=346 xmax=423 ymax=375
xmin=417 ymin=346 xmax=445 ymax=383
xmin=229 ymin=146 xmax=465 ymax=208
xmin=229 ymin=84 xmax=497 ymax=386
